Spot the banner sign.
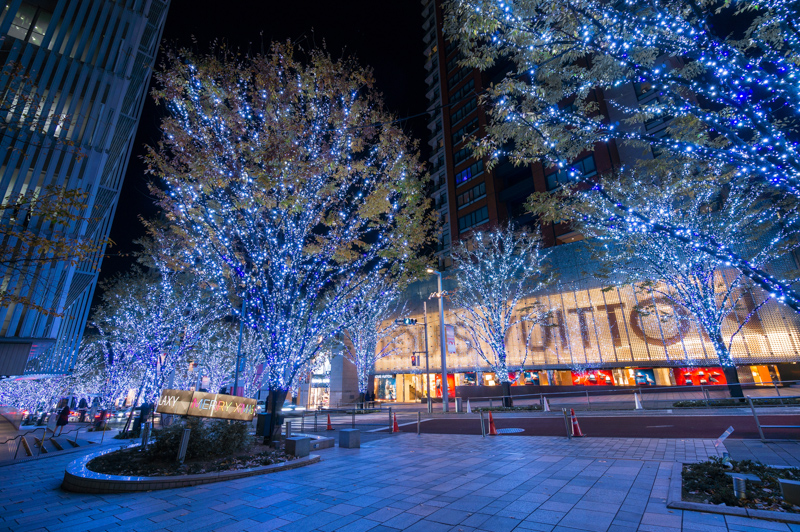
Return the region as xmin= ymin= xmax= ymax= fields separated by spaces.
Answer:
xmin=156 ymin=389 xmax=257 ymax=421
xmin=446 ymin=325 xmax=456 ymax=353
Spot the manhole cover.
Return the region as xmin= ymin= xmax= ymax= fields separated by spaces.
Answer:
xmin=495 ymin=428 xmax=524 ymax=434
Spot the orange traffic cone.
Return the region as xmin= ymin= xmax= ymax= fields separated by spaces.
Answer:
xmin=392 ymin=413 xmax=400 ymax=433
xmin=326 ymin=413 xmax=334 ymax=431
xmin=488 ymin=412 xmax=498 ymax=436
xmin=570 ymin=408 xmax=585 ymax=437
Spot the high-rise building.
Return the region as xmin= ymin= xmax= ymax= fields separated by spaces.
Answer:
xmin=421 ymin=0 xmax=617 ymax=268
xmin=0 ymin=0 xmax=170 ymax=377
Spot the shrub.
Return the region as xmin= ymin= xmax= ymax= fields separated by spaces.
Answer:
xmin=147 ymin=418 xmax=251 ymax=460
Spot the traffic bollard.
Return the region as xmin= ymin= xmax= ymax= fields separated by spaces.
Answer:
xmin=480 ymin=411 xmax=486 ymax=438
xmin=417 ymin=412 xmax=421 ymax=435
xmin=389 ymin=407 xmax=393 ymax=432
xmin=352 ymin=410 xmax=355 ymax=429
xmin=563 ymin=408 xmax=572 ymax=439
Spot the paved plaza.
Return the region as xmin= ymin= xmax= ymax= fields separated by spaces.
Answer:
xmin=1 ymin=431 xmax=799 ymax=532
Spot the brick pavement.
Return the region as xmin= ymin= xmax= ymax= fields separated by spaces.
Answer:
xmin=0 ymin=433 xmax=798 ymax=532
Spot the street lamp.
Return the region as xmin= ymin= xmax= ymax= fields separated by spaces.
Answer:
xmin=427 ymin=268 xmax=449 ymax=413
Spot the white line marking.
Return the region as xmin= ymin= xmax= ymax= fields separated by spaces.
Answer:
xmin=368 ymin=418 xmax=434 ymax=433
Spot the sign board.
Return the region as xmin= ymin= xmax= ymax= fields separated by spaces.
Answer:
xmin=156 ymin=389 xmax=257 ymax=421
xmin=714 ymin=426 xmax=735 ymax=447
xmin=155 ymin=389 xmax=194 ymax=415
xmin=446 ymin=325 xmax=456 ymax=353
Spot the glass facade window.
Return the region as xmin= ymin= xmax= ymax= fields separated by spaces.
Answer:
xmin=634 ymin=81 xmax=657 ymax=101
xmin=451 ymin=79 xmax=475 ymax=104
xmin=451 ymin=117 xmax=478 ymax=146
xmin=455 ymin=160 xmax=484 ymax=186
xmin=457 ymin=181 xmax=486 ymax=210
xmin=5 ymin=3 xmax=51 ymax=47
xmin=450 ymin=98 xmax=477 ymax=125
xmin=546 ymin=155 xmax=597 ymax=190
xmin=458 ymin=205 xmax=489 ymax=232
xmin=453 ymin=146 xmax=472 ymax=166
xmin=448 ymin=67 xmax=471 ymax=89
xmin=446 ymin=53 xmax=462 ymax=72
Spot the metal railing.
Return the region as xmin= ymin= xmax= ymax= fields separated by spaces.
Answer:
xmin=746 ymin=395 xmax=800 ymax=442
xmin=0 ymin=427 xmax=46 ymax=460
xmin=455 ymin=379 xmax=800 ymax=412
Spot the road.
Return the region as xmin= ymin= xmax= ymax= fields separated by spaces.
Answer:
xmin=394 ymin=413 xmax=800 ymax=440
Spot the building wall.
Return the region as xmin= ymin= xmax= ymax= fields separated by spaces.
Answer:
xmin=0 ymin=0 xmax=170 ymax=375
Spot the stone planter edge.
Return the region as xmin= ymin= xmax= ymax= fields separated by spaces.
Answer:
xmin=61 ymin=446 xmax=320 ymax=494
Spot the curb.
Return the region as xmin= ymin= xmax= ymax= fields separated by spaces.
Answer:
xmin=667 ymin=462 xmax=800 ymax=524
xmin=61 ymin=447 xmax=321 ymax=494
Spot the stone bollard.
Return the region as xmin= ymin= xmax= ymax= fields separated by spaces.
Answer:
xmin=285 ymin=436 xmax=311 ymax=458
xmin=339 ymin=429 xmax=360 ymax=449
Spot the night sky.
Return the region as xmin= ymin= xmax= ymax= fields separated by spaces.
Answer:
xmin=99 ymin=1 xmax=429 ymax=290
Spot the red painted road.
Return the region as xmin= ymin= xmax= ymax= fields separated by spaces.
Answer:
xmin=400 ymin=414 xmax=800 ymax=439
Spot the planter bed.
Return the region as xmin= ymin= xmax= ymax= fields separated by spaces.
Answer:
xmin=62 ymin=447 xmax=320 ymax=494
xmin=667 ymin=461 xmax=800 ymax=525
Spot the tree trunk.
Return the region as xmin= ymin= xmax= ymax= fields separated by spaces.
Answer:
xmin=721 ymin=366 xmax=744 ymax=399
xmin=264 ymin=389 xmax=287 ymax=447
xmin=709 ymin=330 xmax=744 ymax=399
xmin=501 ymin=381 xmax=513 ymax=408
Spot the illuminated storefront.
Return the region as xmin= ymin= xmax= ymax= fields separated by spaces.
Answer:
xmin=371 ymin=243 xmax=800 ymax=399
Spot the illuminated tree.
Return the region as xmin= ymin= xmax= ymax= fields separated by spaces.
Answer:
xmin=339 ymin=286 xmax=408 ymax=404
xmin=90 ymin=267 xmax=227 ymax=409
xmin=0 ymin=376 xmax=67 ymax=422
xmin=146 ymin=42 xmax=433 ymax=442
xmin=569 ymin=167 xmax=800 ymax=396
xmin=449 ymin=224 xmax=552 ymax=406
xmin=444 ymin=0 xmax=800 ymax=311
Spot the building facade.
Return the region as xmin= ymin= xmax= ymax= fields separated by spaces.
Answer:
xmin=0 ymin=0 xmax=170 ymax=377
xmin=371 ymin=242 xmax=800 ymax=402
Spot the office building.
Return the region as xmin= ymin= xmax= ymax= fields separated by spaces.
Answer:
xmin=0 ymin=0 xmax=170 ymax=376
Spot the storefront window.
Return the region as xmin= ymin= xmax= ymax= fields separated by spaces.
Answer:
xmin=375 ymin=375 xmax=396 ymax=400
xmin=750 ymin=364 xmax=781 ymax=386
xmin=673 ymin=367 xmax=727 ymax=386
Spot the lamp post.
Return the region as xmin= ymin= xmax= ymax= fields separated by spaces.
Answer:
xmin=233 ymin=298 xmax=246 ymax=396
xmin=427 ymin=268 xmax=449 ymax=413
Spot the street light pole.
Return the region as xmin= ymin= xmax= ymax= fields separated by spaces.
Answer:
xmin=428 ymin=269 xmax=449 ymax=413
xmin=233 ymin=298 xmax=246 ymax=395
xmin=423 ymin=301 xmax=431 ymax=413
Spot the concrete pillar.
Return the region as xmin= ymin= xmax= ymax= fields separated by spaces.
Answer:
xmin=329 ymin=353 xmax=359 ymax=407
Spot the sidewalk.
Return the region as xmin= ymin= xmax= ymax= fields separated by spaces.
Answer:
xmin=1 ymin=431 xmax=799 ymax=531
